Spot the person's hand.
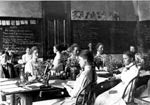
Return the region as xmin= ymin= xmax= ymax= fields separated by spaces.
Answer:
xmin=113 ymin=74 xmax=117 ymax=78
xmin=28 ymin=76 xmax=36 ymax=82
xmin=108 ymin=76 xmax=116 ymax=81
xmin=62 ymin=83 xmax=67 ymax=88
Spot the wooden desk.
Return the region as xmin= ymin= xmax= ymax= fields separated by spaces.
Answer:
xmin=96 ymin=71 xmax=112 ymax=78
xmin=0 ymin=78 xmax=74 ymax=105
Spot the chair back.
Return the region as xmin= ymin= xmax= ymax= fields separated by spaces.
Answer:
xmin=122 ymin=76 xmax=139 ymax=103
xmin=75 ymin=82 xmax=96 ymax=105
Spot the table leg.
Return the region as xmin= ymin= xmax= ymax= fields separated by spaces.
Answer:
xmin=0 ymin=95 xmax=6 ymax=101
xmin=148 ymin=79 xmax=150 ymax=95
xmin=10 ymin=94 xmax=15 ymax=105
xmin=20 ymin=93 xmax=33 ymax=105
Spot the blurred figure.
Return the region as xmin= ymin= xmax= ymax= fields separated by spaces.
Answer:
xmin=25 ymin=46 xmax=42 ymax=81
xmin=22 ymin=47 xmax=32 ymax=64
xmin=0 ymin=49 xmax=16 ymax=78
xmin=129 ymin=45 xmax=136 ymax=58
xmin=65 ymin=44 xmax=80 ymax=79
xmin=88 ymin=42 xmax=93 ymax=52
xmin=52 ymin=50 xmax=96 ymax=105
xmin=94 ymin=43 xmax=107 ymax=71
xmin=129 ymin=45 xmax=144 ymax=69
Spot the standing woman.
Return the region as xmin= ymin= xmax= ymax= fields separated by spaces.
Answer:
xmin=25 ymin=46 xmax=41 ymax=81
xmin=22 ymin=47 xmax=32 ymax=64
xmin=52 ymin=50 xmax=96 ymax=105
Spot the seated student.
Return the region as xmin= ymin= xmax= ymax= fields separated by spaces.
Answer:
xmin=0 ymin=50 xmax=5 ymax=78
xmin=52 ymin=50 xmax=96 ymax=105
xmin=94 ymin=51 xmax=139 ymax=105
xmin=0 ymin=49 xmax=17 ymax=104
xmin=0 ymin=49 xmax=17 ymax=78
xmin=88 ymin=42 xmax=93 ymax=52
xmin=94 ymin=43 xmax=107 ymax=71
xmin=129 ymin=45 xmax=144 ymax=69
xmin=65 ymin=44 xmax=80 ymax=79
xmin=25 ymin=46 xmax=42 ymax=81
xmin=50 ymin=44 xmax=64 ymax=75
xmin=129 ymin=45 xmax=137 ymax=57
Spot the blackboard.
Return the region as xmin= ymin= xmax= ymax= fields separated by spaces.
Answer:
xmin=0 ymin=17 xmax=43 ymax=56
xmin=71 ymin=21 xmax=137 ymax=54
xmin=139 ymin=21 xmax=150 ymax=52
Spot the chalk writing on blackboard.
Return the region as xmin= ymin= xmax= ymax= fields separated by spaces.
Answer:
xmin=0 ymin=19 xmax=42 ymax=55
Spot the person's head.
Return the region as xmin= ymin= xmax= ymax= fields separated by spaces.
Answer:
xmin=30 ymin=46 xmax=38 ymax=59
xmin=88 ymin=43 xmax=92 ymax=48
xmin=88 ymin=43 xmax=92 ymax=51
xmin=96 ymin=43 xmax=104 ymax=54
xmin=123 ymin=51 xmax=134 ymax=66
xmin=25 ymin=47 xmax=30 ymax=54
xmin=71 ymin=44 xmax=80 ymax=56
xmin=53 ymin=44 xmax=63 ymax=54
xmin=130 ymin=45 xmax=136 ymax=53
xmin=78 ymin=50 xmax=93 ymax=68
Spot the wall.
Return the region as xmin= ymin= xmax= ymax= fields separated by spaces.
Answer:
xmin=0 ymin=1 xmax=42 ymax=18
xmin=138 ymin=1 xmax=150 ymax=21
xmin=71 ymin=1 xmax=137 ymax=21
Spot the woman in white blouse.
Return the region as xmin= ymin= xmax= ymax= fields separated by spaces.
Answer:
xmin=22 ymin=47 xmax=32 ymax=64
xmin=94 ymin=51 xmax=139 ymax=105
xmin=52 ymin=50 xmax=96 ymax=105
xmin=25 ymin=46 xmax=41 ymax=81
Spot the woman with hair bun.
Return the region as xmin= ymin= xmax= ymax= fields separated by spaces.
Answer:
xmin=51 ymin=44 xmax=64 ymax=74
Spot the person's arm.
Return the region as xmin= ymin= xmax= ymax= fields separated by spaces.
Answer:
xmin=22 ymin=54 xmax=26 ymax=64
xmin=70 ymin=76 xmax=88 ymax=97
xmin=62 ymin=83 xmax=73 ymax=95
xmin=113 ymin=74 xmax=121 ymax=80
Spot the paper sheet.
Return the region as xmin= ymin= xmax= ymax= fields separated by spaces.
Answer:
xmin=0 ymin=78 xmax=9 ymax=82
xmin=142 ymin=97 xmax=150 ymax=102
xmin=97 ymin=77 xmax=108 ymax=84
xmin=0 ymin=80 xmax=17 ymax=86
xmin=0 ymin=84 xmax=18 ymax=90
xmin=26 ymin=82 xmax=44 ymax=87
xmin=2 ymin=87 xmax=26 ymax=94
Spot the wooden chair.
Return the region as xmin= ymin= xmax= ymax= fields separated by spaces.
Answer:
xmin=75 ymin=82 xmax=96 ymax=105
xmin=122 ymin=76 xmax=139 ymax=105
